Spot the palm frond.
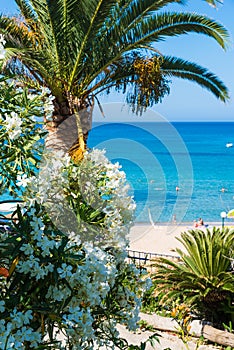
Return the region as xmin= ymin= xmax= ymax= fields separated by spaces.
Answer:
xmin=26 ymin=0 xmax=64 ymax=75
xmin=101 ymin=0 xmax=186 ymax=38
xmin=15 ymin=0 xmax=37 ymax=22
xmin=78 ymin=11 xmax=229 ymax=89
xmin=160 ymin=55 xmax=229 ymax=101
xmin=152 ymin=227 xmax=234 ymax=321
xmin=0 ymin=0 xmax=230 ymax=110
xmin=121 ymin=12 xmax=229 ymax=51
xmin=68 ymin=0 xmax=118 ymax=89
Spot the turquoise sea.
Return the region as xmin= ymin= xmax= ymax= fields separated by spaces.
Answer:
xmin=88 ymin=122 xmax=234 ymax=224
xmin=1 ymin=121 xmax=234 ymax=224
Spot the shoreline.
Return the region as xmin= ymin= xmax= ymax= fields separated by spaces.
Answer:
xmin=133 ymin=221 xmax=226 ymax=226
xmin=128 ymin=222 xmax=231 ymax=255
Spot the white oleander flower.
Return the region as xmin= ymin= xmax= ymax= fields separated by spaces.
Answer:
xmin=31 ymin=228 xmax=43 ymax=241
xmin=0 ymin=34 xmax=6 ymax=60
xmin=57 ymin=263 xmax=73 ymax=278
xmin=27 ymin=207 xmax=37 ymax=217
xmin=0 ymin=47 xmax=5 ymax=60
xmin=14 ymin=326 xmax=41 ymax=344
xmin=20 ymin=243 xmax=34 ymax=256
xmin=68 ymin=231 xmax=82 ymax=245
xmin=36 ymin=236 xmax=56 ymax=256
xmin=88 ymin=148 xmax=107 ymax=165
xmin=27 ymin=93 xmax=38 ymax=100
xmin=62 ymin=307 xmax=94 ymax=342
xmin=0 ymin=34 xmax=6 ymax=45
xmin=16 ymin=174 xmax=30 ymax=188
xmin=17 ymin=253 xmax=54 ymax=280
xmin=44 ymin=94 xmax=55 ymax=119
xmin=5 ymin=112 xmax=23 ymax=140
xmin=30 ymin=216 xmax=45 ymax=233
xmin=46 ymin=285 xmax=71 ymax=301
xmin=17 ymin=255 xmax=39 ymax=273
xmin=10 ymin=309 xmax=33 ymax=328
xmin=0 ymin=319 xmax=6 ymax=334
xmin=41 ymin=87 xmax=51 ymax=95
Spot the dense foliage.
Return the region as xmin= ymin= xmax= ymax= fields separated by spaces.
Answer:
xmin=0 ymin=77 xmax=153 ymax=349
xmin=0 ymin=0 xmax=229 ymax=120
xmin=0 ymin=78 xmax=50 ymax=196
xmin=152 ymin=228 xmax=234 ymax=326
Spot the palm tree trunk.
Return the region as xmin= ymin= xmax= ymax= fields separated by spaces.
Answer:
xmin=44 ymin=98 xmax=94 ymax=160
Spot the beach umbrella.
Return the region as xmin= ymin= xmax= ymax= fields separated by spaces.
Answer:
xmin=227 ymin=209 xmax=234 ymax=218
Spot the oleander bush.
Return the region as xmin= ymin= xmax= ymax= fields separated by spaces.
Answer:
xmin=0 ymin=76 xmax=48 ymax=196
xmin=0 ymin=75 xmax=152 ymax=349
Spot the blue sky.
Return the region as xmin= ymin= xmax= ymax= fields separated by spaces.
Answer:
xmin=155 ymin=0 xmax=234 ymax=122
xmin=1 ymin=0 xmax=234 ymax=122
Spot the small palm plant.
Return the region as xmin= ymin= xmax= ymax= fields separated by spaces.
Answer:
xmin=152 ymin=228 xmax=234 ymax=325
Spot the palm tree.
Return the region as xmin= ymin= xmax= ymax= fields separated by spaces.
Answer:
xmin=0 ymin=0 xmax=230 ymax=160
xmin=152 ymin=228 xmax=234 ymax=324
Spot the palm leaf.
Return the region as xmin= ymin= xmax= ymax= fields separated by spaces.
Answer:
xmin=152 ymin=228 xmax=234 ymax=321
xmin=15 ymin=0 xmax=38 ymax=24
xmin=82 ymin=10 xmax=229 ymax=88
xmin=160 ymin=56 xmax=229 ymax=101
xmin=0 ymin=0 xmax=230 ymax=154
xmin=68 ymin=0 xmax=118 ymax=89
xmin=119 ymin=12 xmax=229 ymax=50
xmin=1 ymin=1 xmax=230 ymax=102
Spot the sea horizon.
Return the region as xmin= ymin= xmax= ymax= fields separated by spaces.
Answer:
xmin=1 ymin=121 xmax=234 ymax=225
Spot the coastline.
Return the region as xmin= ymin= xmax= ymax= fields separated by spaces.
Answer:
xmin=128 ymin=222 xmax=226 ymax=255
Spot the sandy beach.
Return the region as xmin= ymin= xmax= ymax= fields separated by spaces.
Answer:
xmin=128 ymin=222 xmax=222 ymax=256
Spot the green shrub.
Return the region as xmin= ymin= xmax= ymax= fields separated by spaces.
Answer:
xmin=152 ymin=228 xmax=234 ymax=326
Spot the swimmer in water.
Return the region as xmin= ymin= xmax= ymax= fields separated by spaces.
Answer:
xmin=220 ymin=188 xmax=227 ymax=193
